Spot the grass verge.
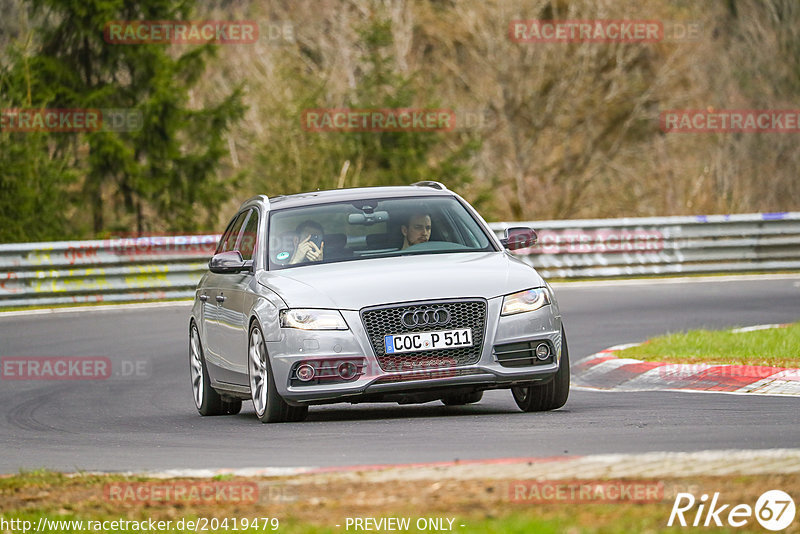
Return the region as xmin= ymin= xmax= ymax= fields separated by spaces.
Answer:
xmin=1 ymin=470 xmax=799 ymax=533
xmin=614 ymin=322 xmax=800 ymax=368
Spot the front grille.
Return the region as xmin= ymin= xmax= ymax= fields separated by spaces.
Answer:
xmin=361 ymin=299 xmax=487 ymax=372
xmin=494 ymin=340 xmax=554 ymax=368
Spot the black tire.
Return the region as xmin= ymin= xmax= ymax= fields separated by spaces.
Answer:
xmin=190 ymin=322 xmax=238 ymax=416
xmin=441 ymin=391 xmax=484 ymax=406
xmin=248 ymin=323 xmax=308 ymax=423
xmin=511 ymin=326 xmax=570 ymax=412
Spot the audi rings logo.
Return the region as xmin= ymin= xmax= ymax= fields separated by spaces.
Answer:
xmin=401 ymin=308 xmax=451 ymax=328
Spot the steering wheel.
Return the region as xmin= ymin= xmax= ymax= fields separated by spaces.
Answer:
xmin=403 ymin=240 xmax=470 ymax=252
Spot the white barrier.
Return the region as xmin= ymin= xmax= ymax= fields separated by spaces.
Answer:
xmin=489 ymin=212 xmax=800 ymax=279
xmin=1 ymin=212 xmax=799 ymax=307
xmin=0 ymin=235 xmax=219 ymax=307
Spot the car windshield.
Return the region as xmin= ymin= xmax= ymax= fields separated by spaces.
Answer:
xmin=267 ymin=196 xmax=495 ymax=270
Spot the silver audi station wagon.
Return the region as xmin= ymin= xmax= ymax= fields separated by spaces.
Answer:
xmin=189 ymin=182 xmax=569 ymax=422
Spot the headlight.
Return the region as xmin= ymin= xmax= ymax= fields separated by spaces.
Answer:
xmin=501 ymin=288 xmax=550 ymax=316
xmin=279 ymin=309 xmax=348 ymax=330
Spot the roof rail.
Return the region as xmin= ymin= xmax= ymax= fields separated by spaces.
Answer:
xmin=243 ymin=194 xmax=270 ymax=210
xmin=411 ymin=181 xmax=447 ymax=191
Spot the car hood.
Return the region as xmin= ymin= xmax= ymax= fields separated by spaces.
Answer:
xmin=258 ymin=252 xmax=544 ymax=310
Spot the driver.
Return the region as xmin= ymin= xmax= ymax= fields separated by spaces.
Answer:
xmin=289 ymin=220 xmax=324 ymax=264
xmin=401 ymin=213 xmax=431 ymax=249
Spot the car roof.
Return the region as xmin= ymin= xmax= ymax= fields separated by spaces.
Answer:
xmin=242 ymin=184 xmax=455 ymax=212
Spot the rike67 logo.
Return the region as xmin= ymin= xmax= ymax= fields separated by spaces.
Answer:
xmin=668 ymin=490 xmax=795 ymax=531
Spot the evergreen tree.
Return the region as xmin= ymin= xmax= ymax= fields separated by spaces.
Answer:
xmin=0 ymin=0 xmax=244 ymax=241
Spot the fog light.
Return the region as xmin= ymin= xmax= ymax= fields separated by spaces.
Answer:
xmin=337 ymin=361 xmax=358 ymax=380
xmin=296 ymin=363 xmax=316 ymax=381
xmin=535 ymin=343 xmax=550 ymax=360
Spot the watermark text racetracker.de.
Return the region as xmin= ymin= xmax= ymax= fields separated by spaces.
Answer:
xmin=301 ymin=108 xmax=502 ymax=132
xmin=104 ymin=480 xmax=294 ymax=505
xmin=0 ymin=356 xmax=151 ymax=381
xmin=104 ymin=234 xmax=218 ymax=258
xmin=302 ymin=108 xmax=456 ymax=133
xmin=52 ymin=234 xmax=220 ymax=266
xmin=105 ymin=481 xmax=258 ymax=505
xmin=510 ymin=480 xmax=664 ymax=503
xmin=661 ymin=109 xmax=800 ymax=133
xmin=103 ymin=20 xmax=296 ymax=45
xmin=104 ymin=20 xmax=259 ymax=44
xmin=0 ymin=108 xmax=142 ymax=132
xmin=509 ymin=20 xmax=701 ymax=43
xmin=657 ymin=363 xmax=792 ymax=381
xmin=509 ymin=229 xmax=665 ymax=255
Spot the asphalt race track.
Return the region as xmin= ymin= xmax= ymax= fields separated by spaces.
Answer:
xmin=1 ymin=276 xmax=798 ymax=474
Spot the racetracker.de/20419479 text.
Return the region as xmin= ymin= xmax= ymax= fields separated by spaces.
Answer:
xmin=0 ymin=516 xmax=280 ymax=532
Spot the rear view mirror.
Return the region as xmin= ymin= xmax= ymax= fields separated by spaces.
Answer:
xmin=348 ymin=210 xmax=389 ymax=225
xmin=501 ymin=227 xmax=538 ymax=251
xmin=209 ymin=250 xmax=253 ymax=273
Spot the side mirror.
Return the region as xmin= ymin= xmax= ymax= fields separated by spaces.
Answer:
xmin=501 ymin=227 xmax=538 ymax=251
xmin=209 ymin=250 xmax=253 ymax=274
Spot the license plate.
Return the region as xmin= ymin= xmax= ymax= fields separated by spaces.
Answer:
xmin=384 ymin=328 xmax=472 ymax=354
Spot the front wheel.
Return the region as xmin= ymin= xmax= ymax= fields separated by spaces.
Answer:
xmin=511 ymin=326 xmax=570 ymax=412
xmin=248 ymin=323 xmax=308 ymax=423
xmin=189 ymin=323 xmax=241 ymax=416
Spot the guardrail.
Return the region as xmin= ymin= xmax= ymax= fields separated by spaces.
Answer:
xmin=490 ymin=211 xmax=800 ymax=278
xmin=1 ymin=212 xmax=798 ymax=308
xmin=0 ymin=235 xmax=220 ymax=308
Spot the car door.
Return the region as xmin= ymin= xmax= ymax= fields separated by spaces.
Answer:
xmin=204 ymin=211 xmax=249 ymax=381
xmin=215 ymin=208 xmax=259 ymax=386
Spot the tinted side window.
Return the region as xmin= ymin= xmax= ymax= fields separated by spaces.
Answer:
xmin=216 ymin=216 xmax=238 ymax=254
xmin=238 ymin=209 xmax=259 ymax=261
xmin=218 ymin=211 xmax=248 ymax=254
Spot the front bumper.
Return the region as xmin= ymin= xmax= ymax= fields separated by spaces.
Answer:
xmin=265 ymin=297 xmax=562 ymax=405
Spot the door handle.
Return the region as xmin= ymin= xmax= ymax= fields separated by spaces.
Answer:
xmin=199 ymin=294 xmax=208 ymax=302
xmin=216 ymin=295 xmax=226 ymax=303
